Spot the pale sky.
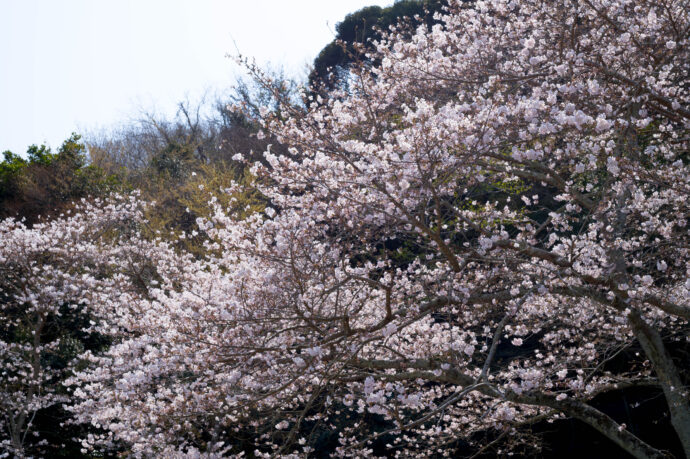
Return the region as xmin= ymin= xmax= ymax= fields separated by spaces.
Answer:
xmin=0 ymin=0 xmax=391 ymax=155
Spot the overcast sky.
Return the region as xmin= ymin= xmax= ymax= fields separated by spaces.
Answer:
xmin=0 ymin=0 xmax=390 ymax=155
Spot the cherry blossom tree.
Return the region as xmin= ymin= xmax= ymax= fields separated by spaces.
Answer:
xmin=0 ymin=195 xmax=156 ymax=457
xmin=9 ymin=0 xmax=688 ymax=457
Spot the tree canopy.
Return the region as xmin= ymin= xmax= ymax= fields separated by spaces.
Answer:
xmin=0 ymin=134 xmax=119 ymax=224
xmin=308 ymin=0 xmax=447 ymax=92
xmin=1 ymin=0 xmax=690 ymax=457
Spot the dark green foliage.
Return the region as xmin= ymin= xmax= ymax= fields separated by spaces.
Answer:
xmin=0 ymin=133 xmax=121 ymax=224
xmin=309 ymin=0 xmax=448 ymax=92
xmin=149 ymin=140 xmax=199 ymax=179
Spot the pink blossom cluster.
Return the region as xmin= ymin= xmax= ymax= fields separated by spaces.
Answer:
xmin=2 ymin=0 xmax=689 ymax=457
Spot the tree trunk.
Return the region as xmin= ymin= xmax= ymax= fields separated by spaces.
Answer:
xmin=628 ymin=309 xmax=690 ymax=458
